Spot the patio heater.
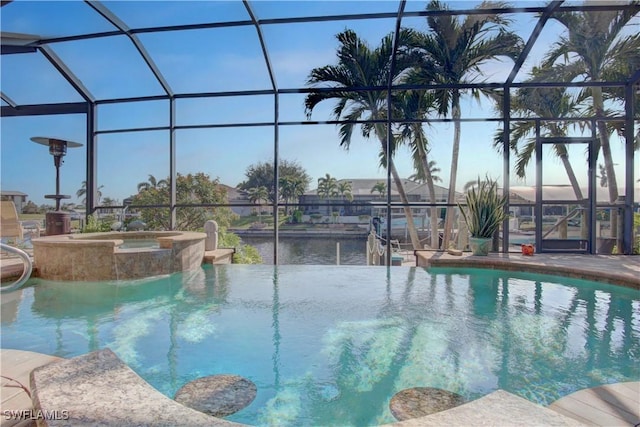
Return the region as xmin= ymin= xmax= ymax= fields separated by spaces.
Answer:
xmin=31 ymin=137 xmax=83 ymax=236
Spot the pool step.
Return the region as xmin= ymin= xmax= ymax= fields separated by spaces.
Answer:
xmin=29 ymin=348 xmax=242 ymax=426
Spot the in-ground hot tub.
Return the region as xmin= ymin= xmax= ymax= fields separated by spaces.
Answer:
xmin=33 ymin=231 xmax=206 ymax=281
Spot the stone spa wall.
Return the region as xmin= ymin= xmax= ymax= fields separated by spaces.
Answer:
xmin=32 ymin=231 xmax=206 ymax=281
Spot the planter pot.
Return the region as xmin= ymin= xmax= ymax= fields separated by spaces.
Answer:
xmin=469 ymin=237 xmax=492 ymax=256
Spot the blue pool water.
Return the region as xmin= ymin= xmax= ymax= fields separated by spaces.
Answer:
xmin=117 ymin=239 xmax=160 ymax=249
xmin=1 ymin=265 xmax=638 ymax=426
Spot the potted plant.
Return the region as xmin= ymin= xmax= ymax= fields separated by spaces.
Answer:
xmin=459 ymin=176 xmax=508 ymax=256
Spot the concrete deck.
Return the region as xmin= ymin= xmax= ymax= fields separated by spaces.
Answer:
xmin=549 ymin=382 xmax=640 ymax=426
xmin=0 ymin=349 xmax=62 ymax=427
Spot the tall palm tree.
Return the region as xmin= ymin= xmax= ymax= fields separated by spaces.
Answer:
xmin=279 ymin=176 xmax=296 ymax=215
xmin=305 ymin=29 xmax=422 ymax=249
xmin=492 ymin=72 xmax=584 ymax=201
xmin=317 ymin=173 xmax=338 ymax=199
xmin=408 ymin=160 xmax=441 ymax=185
xmin=371 ymin=182 xmax=387 ymax=198
xmin=247 ymin=186 xmax=269 ymax=222
xmin=76 ymin=180 xmax=103 ymax=204
xmin=279 ymin=175 xmax=307 ymax=215
xmin=406 ymin=0 xmax=523 ymax=248
xmin=535 ymin=2 xmax=640 ymax=239
xmin=336 ymin=180 xmax=354 ymax=221
xmin=337 ymin=181 xmax=353 ymax=201
xmin=396 ymin=90 xmax=442 ymax=249
xmin=137 ymin=174 xmax=168 ymax=192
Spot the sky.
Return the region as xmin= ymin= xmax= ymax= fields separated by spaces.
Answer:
xmin=1 ymin=0 xmax=638 ymax=206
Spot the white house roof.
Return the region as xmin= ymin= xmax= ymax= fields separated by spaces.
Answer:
xmin=305 ymin=178 xmax=453 ymax=198
xmin=0 ymin=190 xmax=28 ymax=197
xmin=508 ymin=186 xmax=640 ymax=202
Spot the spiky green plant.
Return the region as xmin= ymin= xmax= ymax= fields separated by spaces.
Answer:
xmin=459 ymin=176 xmax=508 ymax=239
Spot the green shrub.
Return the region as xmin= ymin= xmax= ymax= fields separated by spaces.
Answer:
xmin=81 ymin=214 xmax=112 ymax=233
xmin=291 ymin=209 xmax=303 ymax=224
xmin=218 ymin=229 xmax=263 ymax=264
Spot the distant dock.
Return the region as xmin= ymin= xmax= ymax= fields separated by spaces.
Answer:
xmin=229 ymin=228 xmax=369 ymax=238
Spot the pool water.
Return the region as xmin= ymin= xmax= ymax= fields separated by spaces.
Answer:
xmin=117 ymin=239 xmax=160 ymax=249
xmin=1 ymin=265 xmax=638 ymax=426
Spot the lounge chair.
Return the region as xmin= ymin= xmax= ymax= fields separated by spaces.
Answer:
xmin=0 ymin=201 xmax=41 ymax=243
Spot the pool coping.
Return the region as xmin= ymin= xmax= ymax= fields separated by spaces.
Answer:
xmin=415 ymin=251 xmax=640 ymax=290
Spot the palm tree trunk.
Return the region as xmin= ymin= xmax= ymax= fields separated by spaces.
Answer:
xmin=592 ymin=87 xmax=620 ymax=243
xmin=373 ymin=122 xmax=421 ymax=250
xmin=559 ymin=153 xmax=584 ymax=201
xmin=442 ymin=94 xmax=461 ymax=249
xmin=425 ymin=169 xmax=440 ymax=250
xmin=389 ymin=160 xmax=422 ymax=250
xmin=414 ymin=132 xmax=440 ymax=249
xmin=592 ymin=88 xmax=619 ymax=202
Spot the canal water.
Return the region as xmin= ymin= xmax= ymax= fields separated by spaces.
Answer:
xmin=240 ymin=236 xmax=367 ymax=265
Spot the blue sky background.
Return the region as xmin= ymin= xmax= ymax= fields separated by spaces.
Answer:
xmin=1 ymin=1 xmax=637 ymax=206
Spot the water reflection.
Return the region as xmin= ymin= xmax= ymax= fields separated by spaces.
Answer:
xmin=1 ymin=266 xmax=638 ymax=426
xmin=241 ymin=236 xmax=367 ymax=265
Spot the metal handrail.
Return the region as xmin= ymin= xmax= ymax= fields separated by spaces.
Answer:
xmin=0 ymin=243 xmax=33 ymax=293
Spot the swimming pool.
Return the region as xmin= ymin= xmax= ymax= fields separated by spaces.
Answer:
xmin=1 ymin=265 xmax=638 ymax=426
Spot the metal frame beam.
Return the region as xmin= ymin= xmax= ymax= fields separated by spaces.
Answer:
xmin=1 ymin=102 xmax=88 ymax=117
xmin=244 ymin=0 xmax=280 ymax=264
xmin=384 ymin=0 xmax=407 ymax=267
xmin=39 ymin=46 xmax=95 ymax=103
xmin=0 ymin=91 xmax=17 ymax=108
xmin=85 ymin=0 xmax=173 ymax=98
xmin=506 ymin=1 xmax=562 ymax=85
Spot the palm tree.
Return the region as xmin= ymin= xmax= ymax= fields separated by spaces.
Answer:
xmin=336 ymin=180 xmax=354 ymax=222
xmin=305 ymin=29 xmax=422 ymax=250
xmin=137 ymin=174 xmax=168 ymax=192
xmin=408 ymin=160 xmax=441 ymax=185
xmin=337 ymin=181 xmax=353 ymax=201
xmin=317 ymin=173 xmax=338 ymax=199
xmin=536 ymin=3 xmax=640 ymax=239
xmin=247 ymin=186 xmax=269 ymax=223
xmin=76 ymin=181 xmax=103 ymax=204
xmin=370 ymin=182 xmax=387 ymax=198
xmin=406 ymin=0 xmax=523 ymax=249
xmin=395 ymin=90 xmax=442 ymax=249
xmin=279 ymin=175 xmax=308 ymax=215
xmin=492 ymin=73 xmax=584 ymax=201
